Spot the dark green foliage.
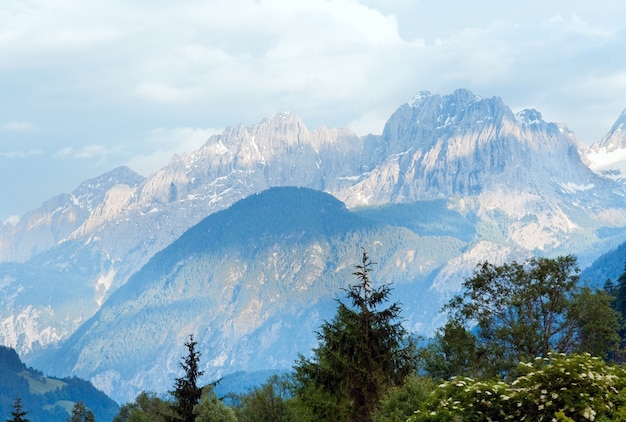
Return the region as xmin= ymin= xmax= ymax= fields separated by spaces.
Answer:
xmin=171 ymin=334 xmax=204 ymax=422
xmin=0 ymin=346 xmax=118 ymax=422
xmin=605 ymin=264 xmax=626 ymax=362
xmin=193 ymin=386 xmax=237 ymax=422
xmin=353 ymin=200 xmax=476 ymax=241
xmin=425 ymin=255 xmax=622 ymax=378
xmin=373 ymin=375 xmax=434 ymax=422
xmin=67 ymin=402 xmax=95 ymax=422
xmin=6 ymin=397 xmax=28 ymax=422
xmin=0 ymin=348 xmax=24 ymax=373
xmin=294 ymin=250 xmax=418 ymax=422
xmin=418 ymin=320 xmax=481 ymax=380
xmin=234 ymin=374 xmax=298 ymax=422
xmin=113 ymin=392 xmax=175 ymax=422
xmin=569 ymin=286 xmax=622 ymax=358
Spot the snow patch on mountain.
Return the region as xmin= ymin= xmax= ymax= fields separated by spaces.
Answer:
xmin=558 ymin=181 xmax=595 ymax=193
xmin=95 ymin=269 xmax=116 ymax=307
xmin=586 ymin=147 xmax=626 ymax=180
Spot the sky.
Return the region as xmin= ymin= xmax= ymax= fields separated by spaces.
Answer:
xmin=1 ymin=0 xmax=626 ymax=223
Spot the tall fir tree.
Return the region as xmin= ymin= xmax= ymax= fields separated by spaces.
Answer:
xmin=294 ymin=250 xmax=418 ymax=422
xmin=171 ymin=334 xmax=204 ymax=422
xmin=67 ymin=402 xmax=95 ymax=422
xmin=6 ymin=397 xmax=29 ymax=422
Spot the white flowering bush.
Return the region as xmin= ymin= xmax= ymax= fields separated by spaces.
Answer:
xmin=410 ymin=353 xmax=626 ymax=422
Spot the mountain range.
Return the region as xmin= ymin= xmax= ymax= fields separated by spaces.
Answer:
xmin=2 ymin=88 xmax=626 ymax=404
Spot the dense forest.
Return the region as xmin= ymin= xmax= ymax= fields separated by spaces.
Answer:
xmin=6 ymin=251 xmax=626 ymax=421
xmin=0 ymin=346 xmax=118 ymax=422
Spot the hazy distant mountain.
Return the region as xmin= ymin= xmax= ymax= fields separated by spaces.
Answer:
xmin=0 ymin=113 xmax=367 ymax=359
xmin=2 ymin=89 xmax=626 ymax=403
xmin=584 ymin=108 xmax=626 ymax=181
xmin=581 ymin=239 xmax=626 ymax=287
xmin=38 ymin=187 xmax=468 ymax=402
xmin=0 ymin=166 xmax=144 ymax=263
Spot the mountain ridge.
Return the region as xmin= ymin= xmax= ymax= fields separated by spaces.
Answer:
xmin=39 ymin=187 xmax=447 ymax=402
xmin=2 ymin=88 xmax=626 ymax=402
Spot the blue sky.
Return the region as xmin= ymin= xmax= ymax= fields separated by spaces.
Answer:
xmin=1 ymin=0 xmax=626 ymax=223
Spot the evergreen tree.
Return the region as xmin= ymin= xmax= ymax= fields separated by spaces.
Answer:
xmin=6 ymin=397 xmax=29 ymax=422
xmin=67 ymin=402 xmax=95 ymax=422
xmin=171 ymin=334 xmax=204 ymax=422
xmin=614 ymin=264 xmax=626 ymax=316
xmin=294 ymin=250 xmax=418 ymax=422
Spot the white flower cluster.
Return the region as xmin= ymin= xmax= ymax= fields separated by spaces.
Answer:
xmin=410 ymin=352 xmax=626 ymax=422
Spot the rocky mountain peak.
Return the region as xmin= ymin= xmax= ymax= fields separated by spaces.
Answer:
xmin=0 ymin=166 xmax=144 ymax=262
xmin=582 ymin=108 xmax=626 ymax=181
xmin=381 ymin=89 xmax=513 ymax=154
xmin=515 ymin=108 xmax=543 ymax=125
xmin=70 ymin=166 xmax=144 ymax=210
xmin=597 ymin=108 xmax=626 ymax=152
xmin=3 ymin=89 xmax=626 ymax=404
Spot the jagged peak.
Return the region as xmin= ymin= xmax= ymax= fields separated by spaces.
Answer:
xmin=515 ymin=108 xmax=544 ymax=125
xmin=408 ymin=90 xmax=434 ymax=108
xmin=596 ymin=108 xmax=626 ymax=151
xmin=445 ymin=88 xmax=483 ymax=105
xmin=260 ymin=111 xmax=303 ymax=126
xmin=73 ymin=166 xmax=144 ymax=194
xmin=407 ymin=88 xmax=484 ymax=110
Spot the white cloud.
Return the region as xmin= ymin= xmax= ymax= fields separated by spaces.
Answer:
xmin=1 ymin=149 xmax=43 ymax=158
xmin=1 ymin=121 xmax=38 ymax=132
xmin=132 ymin=82 xmax=192 ymax=103
xmin=54 ymin=145 xmax=123 ymax=160
xmin=3 ymin=214 xmax=20 ymax=226
xmin=126 ymin=127 xmax=221 ymax=176
xmin=1 ymin=0 xmax=626 ymax=220
xmin=3 ymin=0 xmax=624 ymax=141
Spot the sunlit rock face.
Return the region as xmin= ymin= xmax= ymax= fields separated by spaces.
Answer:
xmin=2 ymin=89 xmax=626 ymax=403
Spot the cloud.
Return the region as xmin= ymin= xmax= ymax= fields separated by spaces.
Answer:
xmin=1 ymin=121 xmax=38 ymax=132
xmin=1 ymin=0 xmax=626 ymax=222
xmin=1 ymin=0 xmax=626 ymax=141
xmin=3 ymin=214 xmax=20 ymax=226
xmin=1 ymin=149 xmax=43 ymax=158
xmin=126 ymin=127 xmax=222 ymax=176
xmin=132 ymin=82 xmax=192 ymax=103
xmin=54 ymin=145 xmax=123 ymax=160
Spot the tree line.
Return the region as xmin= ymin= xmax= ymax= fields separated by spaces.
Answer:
xmin=8 ymin=251 xmax=626 ymax=421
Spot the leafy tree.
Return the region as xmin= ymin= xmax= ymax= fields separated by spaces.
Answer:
xmin=6 ymin=396 xmax=29 ymax=422
xmin=67 ymin=402 xmax=95 ymax=422
xmin=373 ymin=375 xmax=434 ymax=422
xmin=113 ymin=392 xmax=174 ymax=422
xmin=569 ymin=285 xmax=621 ymax=358
xmin=418 ymin=320 xmax=481 ymax=380
xmin=171 ymin=334 xmax=204 ymax=422
xmin=294 ymin=250 xmax=418 ymax=422
xmin=193 ymin=386 xmax=237 ymax=422
xmin=234 ymin=374 xmax=298 ymax=422
xmin=432 ymin=255 xmax=621 ymax=377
